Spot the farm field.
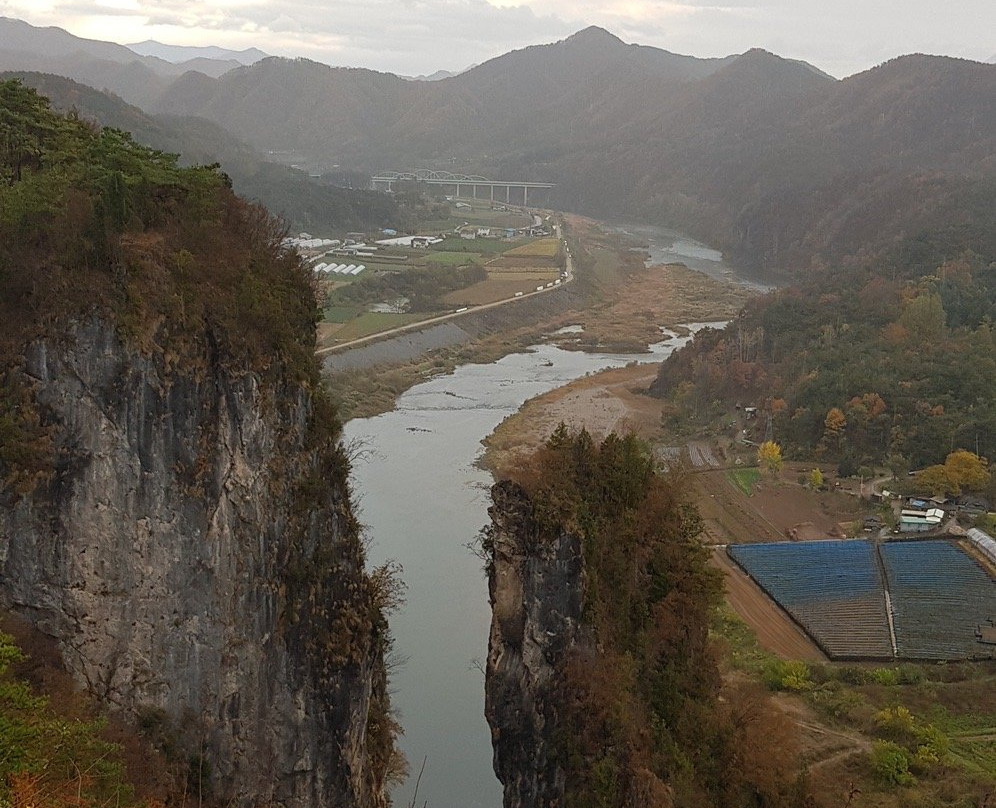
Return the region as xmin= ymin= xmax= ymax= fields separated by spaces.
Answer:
xmin=503 ymin=237 xmax=561 ymax=258
xmin=881 ymin=541 xmax=996 ymax=660
xmin=321 ymin=312 xmax=425 ymax=341
xmin=442 ymin=271 xmax=560 ymax=305
xmin=425 ymin=251 xmax=483 ymax=266
xmin=728 ymin=540 xmax=894 ymax=660
xmin=729 ymin=539 xmax=996 ymax=661
xmin=316 ymin=204 xmax=558 ymax=347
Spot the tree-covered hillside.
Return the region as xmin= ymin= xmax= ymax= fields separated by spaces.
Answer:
xmin=146 ymin=34 xmax=995 ymax=277
xmin=1 ymin=77 xmax=400 ymax=806
xmin=0 ymin=79 xmax=321 ymax=379
xmin=486 ymin=427 xmax=813 ymax=807
xmin=2 ymin=71 xmax=402 ymax=235
xmin=652 ymin=207 xmax=996 ymax=479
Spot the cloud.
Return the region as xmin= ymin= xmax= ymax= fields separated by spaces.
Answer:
xmin=4 ymin=0 xmax=995 ymax=77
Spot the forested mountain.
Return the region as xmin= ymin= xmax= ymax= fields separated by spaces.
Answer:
xmin=145 ymin=29 xmax=994 ymax=275
xmin=3 ymin=18 xmax=993 ymax=275
xmin=0 ymin=17 xmax=246 ymax=107
xmin=2 ymin=71 xmax=401 ymax=233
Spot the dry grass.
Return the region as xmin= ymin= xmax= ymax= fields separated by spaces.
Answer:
xmin=442 ymin=272 xmax=560 ymax=305
xmin=503 ymin=237 xmax=561 ymax=258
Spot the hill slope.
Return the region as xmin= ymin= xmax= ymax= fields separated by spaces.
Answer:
xmin=148 ymin=29 xmax=994 ymax=274
xmin=5 ymin=20 xmax=993 ymax=274
xmin=3 ymin=71 xmax=401 ymax=233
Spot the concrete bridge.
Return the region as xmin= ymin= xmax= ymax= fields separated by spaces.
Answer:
xmin=370 ymin=169 xmax=554 ymax=206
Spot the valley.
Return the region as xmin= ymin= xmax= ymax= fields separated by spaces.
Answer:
xmin=0 ymin=16 xmax=994 ymax=808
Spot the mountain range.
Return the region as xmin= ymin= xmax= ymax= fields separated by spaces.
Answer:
xmin=126 ymin=39 xmax=268 ymax=65
xmin=1 ymin=18 xmax=993 ymax=274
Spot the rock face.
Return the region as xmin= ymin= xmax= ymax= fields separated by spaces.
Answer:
xmin=0 ymin=318 xmax=388 ymax=808
xmin=484 ymin=480 xmax=586 ymax=808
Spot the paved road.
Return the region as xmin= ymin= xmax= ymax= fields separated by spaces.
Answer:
xmin=316 ymin=223 xmax=574 ymax=356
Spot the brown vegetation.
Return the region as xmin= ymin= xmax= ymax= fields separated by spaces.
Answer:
xmin=494 ymin=428 xmax=814 ymax=807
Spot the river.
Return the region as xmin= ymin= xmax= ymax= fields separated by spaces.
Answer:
xmin=343 ymin=227 xmax=746 ymax=808
xmin=612 ymin=222 xmax=774 ymax=293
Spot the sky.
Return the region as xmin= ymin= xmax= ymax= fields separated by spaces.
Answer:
xmin=2 ymin=0 xmax=994 ymax=78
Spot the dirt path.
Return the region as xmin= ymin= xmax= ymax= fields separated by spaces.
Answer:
xmin=712 ymin=550 xmax=826 ymax=661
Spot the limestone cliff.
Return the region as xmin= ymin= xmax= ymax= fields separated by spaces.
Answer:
xmin=484 ymin=479 xmax=586 ymax=808
xmin=0 ymin=317 xmax=391 ymax=807
xmin=0 ymin=80 xmax=396 ymax=806
xmin=484 ymin=431 xmax=733 ymax=808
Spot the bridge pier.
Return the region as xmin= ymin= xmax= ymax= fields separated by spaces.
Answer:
xmin=370 ymin=170 xmax=553 ymax=207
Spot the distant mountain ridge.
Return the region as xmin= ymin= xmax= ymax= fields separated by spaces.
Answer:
xmin=127 ymin=39 xmax=268 ymax=65
xmin=2 ymin=70 xmax=400 ymax=234
xmin=0 ymin=16 xmax=247 ymax=106
xmin=3 ymin=18 xmax=992 ymax=275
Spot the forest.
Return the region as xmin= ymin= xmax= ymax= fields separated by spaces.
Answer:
xmin=491 ymin=427 xmax=813 ymax=807
xmin=652 ymin=203 xmax=996 ymax=486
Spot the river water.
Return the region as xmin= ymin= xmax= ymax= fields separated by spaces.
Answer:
xmin=612 ymin=222 xmax=774 ymax=293
xmin=343 ymin=226 xmax=745 ymax=808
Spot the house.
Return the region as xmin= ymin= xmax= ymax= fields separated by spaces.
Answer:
xmin=898 ymin=507 xmax=944 ymax=533
xmin=958 ymin=495 xmax=990 ymax=516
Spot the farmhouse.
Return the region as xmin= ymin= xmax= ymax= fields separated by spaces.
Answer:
xmin=898 ymin=507 xmax=945 ymax=533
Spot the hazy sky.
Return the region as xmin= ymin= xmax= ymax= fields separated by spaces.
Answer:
xmin=2 ymin=0 xmax=993 ymax=78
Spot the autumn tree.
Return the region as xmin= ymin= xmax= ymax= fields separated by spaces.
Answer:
xmin=943 ymin=450 xmax=990 ymax=493
xmin=808 ymin=468 xmax=824 ymax=489
xmin=824 ymin=407 xmax=847 ymax=439
xmin=912 ymin=465 xmax=958 ymax=497
xmin=899 ymin=291 xmax=947 ymax=342
xmin=914 ymin=451 xmax=991 ymax=498
xmin=758 ymin=441 xmax=783 ymax=477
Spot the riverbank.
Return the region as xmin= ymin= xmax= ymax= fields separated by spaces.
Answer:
xmin=483 ymin=359 xmax=672 ymax=476
xmin=327 ymin=215 xmax=755 ymax=421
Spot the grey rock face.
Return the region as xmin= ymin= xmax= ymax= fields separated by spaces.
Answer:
xmin=484 ymin=480 xmax=586 ymax=808
xmin=0 ymin=319 xmax=387 ymax=808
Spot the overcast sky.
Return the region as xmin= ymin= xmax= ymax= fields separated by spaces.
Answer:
xmin=2 ymin=0 xmax=993 ymax=78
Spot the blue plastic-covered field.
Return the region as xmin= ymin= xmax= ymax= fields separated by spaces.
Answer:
xmin=728 ymin=539 xmax=996 ymax=660
xmin=728 ymin=540 xmax=893 ymax=659
xmin=880 ymin=541 xmax=996 ymax=660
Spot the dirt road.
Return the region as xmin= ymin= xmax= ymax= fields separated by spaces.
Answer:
xmin=712 ymin=550 xmax=826 ymax=661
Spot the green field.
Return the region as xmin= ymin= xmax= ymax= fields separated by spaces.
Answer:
xmin=728 ymin=467 xmax=761 ymax=496
xmin=424 ymin=251 xmax=481 ymax=266
xmin=504 ymin=237 xmax=560 ymax=258
xmin=324 ymin=305 xmax=365 ymax=323
xmin=331 ymin=312 xmax=426 ymax=341
xmin=433 ymin=238 xmax=517 ymax=255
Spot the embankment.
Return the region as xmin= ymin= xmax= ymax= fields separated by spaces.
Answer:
xmin=323 ymin=283 xmax=581 ymax=374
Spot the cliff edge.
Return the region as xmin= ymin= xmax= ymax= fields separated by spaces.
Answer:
xmin=483 ymin=429 xmax=809 ymax=808
xmin=0 ymin=80 xmax=394 ymax=807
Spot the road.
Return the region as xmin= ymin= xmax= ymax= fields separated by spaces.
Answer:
xmin=316 ymin=222 xmax=574 ymax=356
